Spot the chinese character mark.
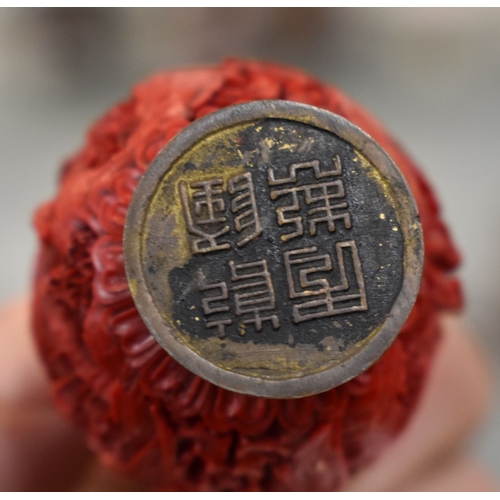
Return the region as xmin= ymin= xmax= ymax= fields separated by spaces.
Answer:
xmin=179 ymin=179 xmax=230 ymax=254
xmin=198 ymin=272 xmax=232 ymax=338
xmin=284 ymin=241 xmax=368 ymax=324
xmin=229 ymin=259 xmax=280 ymax=332
xmin=228 ymin=172 xmax=262 ymax=247
xmin=303 ymin=179 xmax=351 ymax=236
xmin=268 ymin=157 xmax=351 ymax=241
xmin=267 ymin=157 xmax=342 ymax=185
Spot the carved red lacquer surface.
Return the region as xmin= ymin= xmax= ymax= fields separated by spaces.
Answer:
xmin=32 ymin=59 xmax=462 ymax=491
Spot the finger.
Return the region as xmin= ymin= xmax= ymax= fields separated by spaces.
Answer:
xmin=0 ymin=296 xmax=93 ymax=491
xmin=346 ymin=314 xmax=494 ymax=491
xmin=0 ymin=404 xmax=94 ymax=491
xmin=0 ymin=296 xmax=49 ymax=406
xmin=75 ymin=460 xmax=143 ymax=492
xmin=403 ymin=454 xmax=497 ymax=492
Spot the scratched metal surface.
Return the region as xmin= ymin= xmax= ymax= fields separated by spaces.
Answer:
xmin=123 ymin=103 xmax=421 ymax=397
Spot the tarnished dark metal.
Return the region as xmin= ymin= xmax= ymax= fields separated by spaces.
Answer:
xmin=123 ymin=100 xmax=423 ymax=398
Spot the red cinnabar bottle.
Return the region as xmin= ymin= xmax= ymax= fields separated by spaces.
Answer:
xmin=32 ymin=59 xmax=461 ymax=491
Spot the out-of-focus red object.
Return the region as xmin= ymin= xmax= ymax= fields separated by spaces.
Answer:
xmin=32 ymin=59 xmax=462 ymax=491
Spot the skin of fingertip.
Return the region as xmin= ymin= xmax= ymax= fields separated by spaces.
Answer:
xmin=345 ymin=317 xmax=493 ymax=492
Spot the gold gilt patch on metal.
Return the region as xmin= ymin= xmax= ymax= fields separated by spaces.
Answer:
xmin=124 ymin=100 xmax=423 ymax=398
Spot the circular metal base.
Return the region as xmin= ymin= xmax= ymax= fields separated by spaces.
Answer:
xmin=124 ymin=100 xmax=423 ymax=398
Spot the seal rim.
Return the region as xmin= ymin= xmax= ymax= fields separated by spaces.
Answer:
xmin=123 ymin=100 xmax=423 ymax=398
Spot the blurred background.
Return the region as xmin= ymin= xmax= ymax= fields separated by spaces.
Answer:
xmin=1 ymin=6 xmax=499 ymax=483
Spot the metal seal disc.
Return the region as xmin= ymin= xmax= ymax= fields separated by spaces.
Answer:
xmin=124 ymin=100 xmax=423 ymax=399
